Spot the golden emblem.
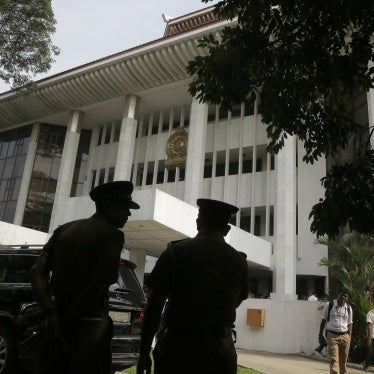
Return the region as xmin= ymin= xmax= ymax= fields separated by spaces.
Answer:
xmin=165 ymin=126 xmax=188 ymax=169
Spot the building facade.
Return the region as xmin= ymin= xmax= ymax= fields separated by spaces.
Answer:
xmin=1 ymin=6 xmax=365 ymax=300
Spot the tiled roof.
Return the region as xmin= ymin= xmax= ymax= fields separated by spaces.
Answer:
xmin=164 ymin=7 xmax=220 ymax=37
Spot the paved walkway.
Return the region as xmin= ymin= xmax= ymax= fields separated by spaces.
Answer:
xmin=237 ymin=349 xmax=367 ymax=374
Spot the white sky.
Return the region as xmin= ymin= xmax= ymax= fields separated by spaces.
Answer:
xmin=0 ymin=0 xmax=217 ymax=92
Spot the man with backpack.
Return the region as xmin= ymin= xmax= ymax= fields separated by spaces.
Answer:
xmin=318 ymin=288 xmax=353 ymax=374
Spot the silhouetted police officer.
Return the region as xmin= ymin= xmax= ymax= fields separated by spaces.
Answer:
xmin=30 ymin=181 xmax=139 ymax=374
xmin=137 ymin=198 xmax=249 ymax=374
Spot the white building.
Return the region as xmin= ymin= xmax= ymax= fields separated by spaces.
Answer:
xmin=0 ymin=6 xmax=350 ymax=302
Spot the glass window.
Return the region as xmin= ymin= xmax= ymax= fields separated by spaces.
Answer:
xmin=98 ymin=169 xmax=106 ymax=185
xmin=104 ymin=124 xmax=112 ymax=144
xmin=108 ymin=167 xmax=115 ymax=183
xmin=204 ymin=153 xmax=213 ymax=179
xmin=229 ymin=149 xmax=239 ymax=175
xmin=135 ymin=163 xmax=144 ymax=187
xmin=146 ymin=161 xmax=154 ymax=185
xmin=167 ymin=168 xmax=175 ymax=183
xmin=156 ymin=160 xmax=165 ymax=184
xmin=179 ymin=167 xmax=185 ymax=181
xmin=0 ymin=125 xmax=32 ymax=224
xmin=242 ymin=147 xmax=253 ymax=174
xmin=91 ymin=170 xmax=97 ymax=191
xmin=113 ymin=122 xmax=121 ymax=142
xmin=97 ymin=126 xmax=103 ymax=145
xmin=22 ymin=124 xmax=65 ymax=232
xmin=215 ymin=150 xmax=226 ymax=177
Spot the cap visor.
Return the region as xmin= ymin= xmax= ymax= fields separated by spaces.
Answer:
xmin=129 ymin=201 xmax=140 ymax=209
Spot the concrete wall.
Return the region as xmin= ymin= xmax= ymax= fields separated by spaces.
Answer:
xmin=235 ymin=298 xmax=322 ymax=354
xmin=0 ymin=221 xmax=49 ymax=245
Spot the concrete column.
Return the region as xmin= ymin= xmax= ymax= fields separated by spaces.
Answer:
xmin=184 ymin=98 xmax=208 ymax=205
xmin=13 ymin=123 xmax=40 ymax=225
xmin=367 ymin=88 xmax=374 ymax=149
xmin=114 ymin=94 xmax=140 ymax=181
xmin=270 ymin=135 xmax=298 ymax=300
xmin=49 ymin=111 xmax=83 ymax=231
xmin=129 ymin=249 xmax=146 ymax=286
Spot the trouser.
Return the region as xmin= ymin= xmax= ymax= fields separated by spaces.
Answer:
xmin=326 ymin=331 xmax=351 ymax=374
xmin=153 ymin=329 xmax=237 ymax=374
xmin=364 ymin=338 xmax=374 ymax=367
xmin=53 ymin=316 xmax=113 ymax=374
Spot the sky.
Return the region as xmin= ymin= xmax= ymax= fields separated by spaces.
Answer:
xmin=0 ymin=0 xmax=217 ymax=92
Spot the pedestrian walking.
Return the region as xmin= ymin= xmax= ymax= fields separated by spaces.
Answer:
xmin=318 ymin=288 xmax=353 ymax=374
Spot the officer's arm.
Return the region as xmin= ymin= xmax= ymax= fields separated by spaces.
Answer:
xmin=139 ymin=288 xmax=168 ymax=354
xmin=30 ymin=253 xmax=56 ymax=317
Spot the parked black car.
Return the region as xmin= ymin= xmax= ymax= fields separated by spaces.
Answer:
xmin=0 ymin=245 xmax=146 ymax=373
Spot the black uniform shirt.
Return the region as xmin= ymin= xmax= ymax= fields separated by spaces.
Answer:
xmin=44 ymin=213 xmax=124 ymax=317
xmin=146 ymin=231 xmax=249 ymax=329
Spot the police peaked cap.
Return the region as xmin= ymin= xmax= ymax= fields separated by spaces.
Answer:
xmin=90 ymin=181 xmax=140 ymax=209
xmin=197 ymin=198 xmax=239 ymax=225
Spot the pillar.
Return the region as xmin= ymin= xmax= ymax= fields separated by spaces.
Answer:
xmin=114 ymin=94 xmax=140 ymax=181
xmin=270 ymin=135 xmax=298 ymax=300
xmin=49 ymin=110 xmax=83 ymax=231
xmin=184 ymin=98 xmax=208 ymax=205
xmin=13 ymin=123 xmax=40 ymax=225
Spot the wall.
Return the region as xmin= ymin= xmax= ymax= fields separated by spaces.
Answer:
xmin=235 ymin=298 xmax=323 ymax=354
xmin=0 ymin=221 xmax=49 ymax=245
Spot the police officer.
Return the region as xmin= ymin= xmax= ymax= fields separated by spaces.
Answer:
xmin=30 ymin=181 xmax=140 ymax=374
xmin=137 ymin=198 xmax=249 ymax=374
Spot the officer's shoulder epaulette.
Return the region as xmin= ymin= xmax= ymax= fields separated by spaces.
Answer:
xmin=167 ymin=239 xmax=187 ymax=248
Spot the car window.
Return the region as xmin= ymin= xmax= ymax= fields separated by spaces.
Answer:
xmin=0 ymin=254 xmax=37 ymax=283
xmin=116 ymin=263 xmax=146 ymax=304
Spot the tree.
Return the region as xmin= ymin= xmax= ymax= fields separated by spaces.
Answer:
xmin=187 ymin=0 xmax=374 ymax=237
xmin=0 ymin=0 xmax=59 ymax=88
xmin=318 ymin=233 xmax=374 ymax=362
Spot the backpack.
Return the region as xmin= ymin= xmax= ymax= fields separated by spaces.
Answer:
xmin=327 ymin=300 xmax=351 ymax=322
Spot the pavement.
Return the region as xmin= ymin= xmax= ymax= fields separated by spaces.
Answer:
xmin=237 ymin=349 xmax=369 ymax=374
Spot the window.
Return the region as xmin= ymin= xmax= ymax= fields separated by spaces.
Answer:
xmin=98 ymin=169 xmax=105 ymax=185
xmin=179 ymin=167 xmax=185 ymax=181
xmin=97 ymin=126 xmax=104 ymax=145
xmin=104 ymin=124 xmax=112 ymax=144
xmin=229 ymin=149 xmax=239 ymax=175
xmin=22 ymin=124 xmax=65 ymax=232
xmin=215 ymin=150 xmax=226 ymax=177
xmin=113 ymin=122 xmax=121 ymax=142
xmin=146 ymin=161 xmax=155 ymax=185
xmin=90 ymin=170 xmax=97 ymax=191
xmin=107 ymin=167 xmax=115 ymax=183
xmin=167 ymin=169 xmax=175 ymax=183
xmin=242 ymin=147 xmax=252 ymax=174
xmin=135 ymin=163 xmax=144 ymax=186
xmin=204 ymin=153 xmax=213 ymax=179
xmin=156 ymin=160 xmax=165 ymax=184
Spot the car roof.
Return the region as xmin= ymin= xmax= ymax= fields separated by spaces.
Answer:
xmin=0 ymin=245 xmax=138 ymax=268
xmin=0 ymin=244 xmax=42 ymax=255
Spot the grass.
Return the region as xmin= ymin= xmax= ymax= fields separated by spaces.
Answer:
xmin=121 ymin=365 xmax=263 ymax=374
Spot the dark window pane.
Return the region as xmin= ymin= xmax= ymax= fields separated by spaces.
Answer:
xmin=108 ymin=167 xmax=115 ymax=183
xmin=98 ymin=169 xmax=105 ymax=185
xmin=97 ymin=126 xmax=103 ymax=145
xmin=104 ymin=125 xmax=112 ymax=144
xmin=113 ymin=123 xmax=121 ymax=142
xmin=167 ymin=169 xmax=175 ymax=183
xmin=21 ymin=124 xmax=65 ymax=232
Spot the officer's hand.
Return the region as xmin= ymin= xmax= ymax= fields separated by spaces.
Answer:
xmin=136 ymin=352 xmax=152 ymax=374
xmin=318 ymin=335 xmax=326 ymax=347
xmin=44 ymin=313 xmax=67 ymax=359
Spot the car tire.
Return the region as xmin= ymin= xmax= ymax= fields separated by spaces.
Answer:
xmin=0 ymin=325 xmax=17 ymax=374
